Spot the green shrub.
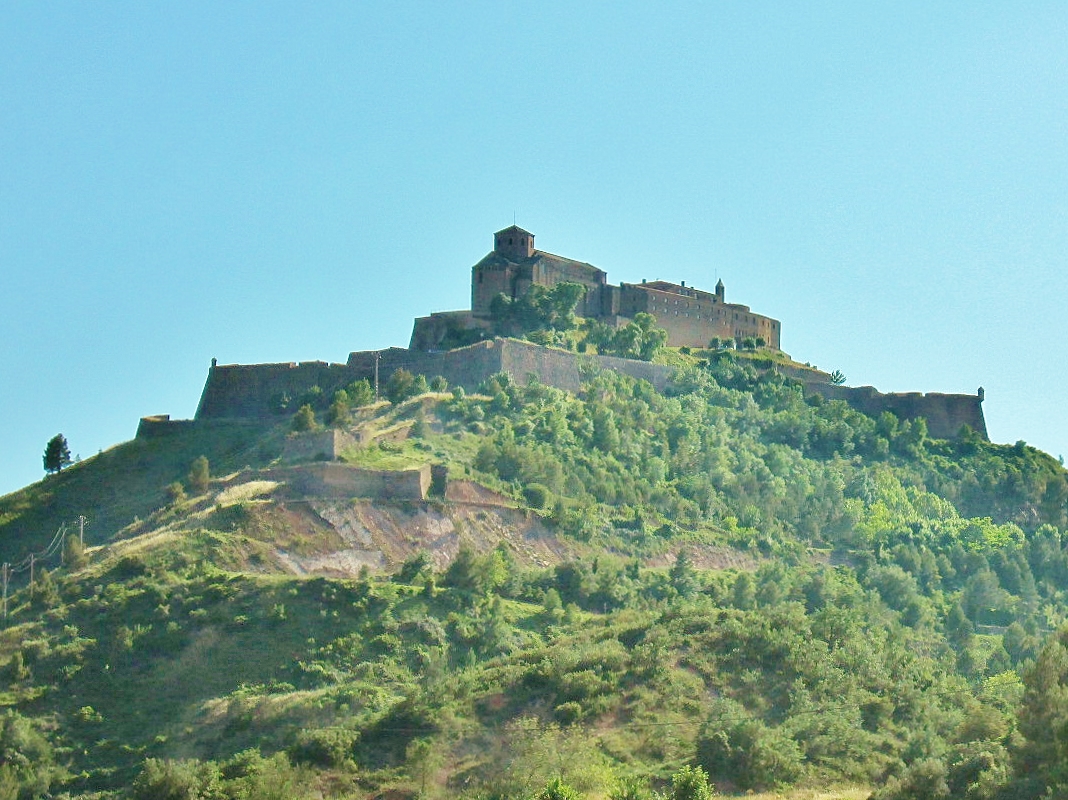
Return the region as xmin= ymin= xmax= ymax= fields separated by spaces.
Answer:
xmin=165 ymin=481 xmax=186 ymax=506
xmin=5 ymin=652 xmax=30 ymax=682
xmin=524 ymin=483 xmax=551 ymax=509
xmin=292 ymin=404 xmax=317 ymax=432
xmin=553 ymin=701 xmax=584 ymax=725
xmin=346 ymin=378 xmax=374 ymax=407
xmin=287 ymin=728 xmax=358 ymax=768
xmin=62 ymin=533 xmax=89 ymax=569
xmin=670 ymin=765 xmax=714 ymax=800
xmin=132 ymin=757 xmax=220 ymax=800
xmin=411 ymin=412 xmax=428 ymax=438
xmin=31 ymin=568 xmax=60 ymax=608
xmin=538 ymin=776 xmax=583 ymax=800
xmin=697 ymin=712 xmax=803 ymax=791
xmin=870 ymin=759 xmax=949 ymax=800
xmin=609 ymin=775 xmax=653 ymax=800
xmin=385 ymin=369 xmax=417 ymax=403
xmin=325 ymin=389 xmax=350 ymax=426
xmin=0 ymin=711 xmax=55 ymax=798
xmin=187 ymin=455 xmax=210 ymax=493
xmin=396 ymin=552 xmax=432 ymax=584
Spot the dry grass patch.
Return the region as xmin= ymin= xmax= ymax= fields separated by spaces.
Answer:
xmin=216 ymin=480 xmax=280 ymax=506
xmin=742 ymin=787 xmax=870 ymax=800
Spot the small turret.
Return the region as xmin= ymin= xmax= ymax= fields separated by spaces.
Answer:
xmin=715 ymin=279 xmax=725 ymax=301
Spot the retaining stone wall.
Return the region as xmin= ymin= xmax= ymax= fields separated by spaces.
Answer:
xmin=282 ymin=429 xmax=358 ymax=462
xmin=265 ymin=463 xmax=430 ymax=500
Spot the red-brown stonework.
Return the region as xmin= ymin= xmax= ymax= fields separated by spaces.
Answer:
xmin=449 ymin=226 xmax=781 ymax=351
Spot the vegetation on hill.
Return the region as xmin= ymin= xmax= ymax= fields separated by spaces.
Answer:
xmin=485 ymin=282 xmax=670 ymax=362
xmin=2 ymin=355 xmax=1068 ymax=798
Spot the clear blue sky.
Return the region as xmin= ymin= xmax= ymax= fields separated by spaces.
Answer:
xmin=3 ymin=2 xmax=1067 ymax=497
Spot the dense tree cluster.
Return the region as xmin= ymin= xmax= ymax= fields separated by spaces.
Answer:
xmin=490 ymin=282 xmax=588 ymax=338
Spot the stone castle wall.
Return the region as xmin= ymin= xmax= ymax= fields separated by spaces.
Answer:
xmin=264 ymin=463 xmax=430 ymax=501
xmin=806 ymin=384 xmax=987 ymax=440
xmin=615 ymin=283 xmax=781 ymax=350
xmin=137 ymin=414 xmax=199 ymax=437
xmin=136 ymin=414 xmax=264 ymax=439
xmin=281 ymin=429 xmax=358 ymax=462
xmin=196 ymin=340 xmax=675 ymax=421
xmin=193 ymin=339 xmax=985 ymax=441
xmin=196 ymin=361 xmax=352 ymax=419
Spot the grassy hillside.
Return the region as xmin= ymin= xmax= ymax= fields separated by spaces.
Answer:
xmin=2 ymin=356 xmax=1068 ymax=798
xmin=0 ymin=421 xmax=276 ymax=563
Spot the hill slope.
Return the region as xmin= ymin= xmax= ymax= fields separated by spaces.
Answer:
xmin=2 ymin=356 xmax=1068 ymax=799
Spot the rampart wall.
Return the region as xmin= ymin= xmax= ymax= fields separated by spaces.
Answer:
xmin=196 ymin=339 xmax=674 ymax=421
xmin=807 ymin=384 xmax=987 ymax=440
xmin=264 ymin=464 xmax=430 ymax=501
xmin=136 ymin=414 xmax=265 ymax=439
xmin=281 ymin=429 xmax=358 ymax=462
xmin=137 ymin=415 xmax=198 ymax=438
xmin=193 ymin=340 xmax=986 ymax=441
xmin=196 ymin=360 xmax=352 ymax=419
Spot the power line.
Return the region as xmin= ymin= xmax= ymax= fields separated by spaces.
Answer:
xmin=8 ymin=522 xmax=68 ymax=575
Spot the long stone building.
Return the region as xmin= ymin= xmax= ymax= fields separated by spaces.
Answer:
xmin=412 ymin=225 xmax=781 ymax=351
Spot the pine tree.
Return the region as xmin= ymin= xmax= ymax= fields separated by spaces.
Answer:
xmin=43 ymin=434 xmax=71 ymax=474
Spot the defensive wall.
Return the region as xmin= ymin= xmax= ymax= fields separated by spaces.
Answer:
xmin=192 ymin=339 xmax=986 ymax=441
xmin=196 ymin=360 xmax=352 ymax=419
xmin=136 ymin=414 xmax=266 ymax=438
xmin=804 ymin=383 xmax=987 ymax=440
xmin=196 ymin=339 xmax=674 ymax=420
xmin=137 ymin=414 xmax=199 ymax=438
xmin=281 ymin=429 xmax=358 ymax=462
xmin=263 ymin=463 xmax=431 ymax=501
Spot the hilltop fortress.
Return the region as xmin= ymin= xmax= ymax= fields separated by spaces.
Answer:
xmin=412 ymin=225 xmax=780 ymax=351
xmin=188 ymin=225 xmax=987 ymax=441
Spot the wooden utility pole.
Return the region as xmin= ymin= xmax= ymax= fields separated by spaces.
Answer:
xmin=78 ymin=515 xmax=87 ymax=545
xmin=374 ymin=351 xmax=381 ymax=400
xmin=2 ymin=564 xmax=8 ymax=621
